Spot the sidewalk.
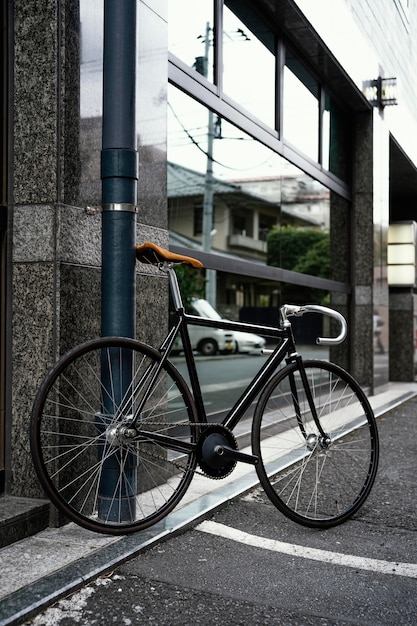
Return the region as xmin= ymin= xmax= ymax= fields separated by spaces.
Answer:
xmin=1 ymin=382 xmax=416 ymax=626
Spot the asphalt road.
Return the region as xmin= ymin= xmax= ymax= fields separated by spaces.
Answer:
xmin=175 ymin=352 xmax=270 ymax=415
xmin=174 ymin=347 xmax=328 ymax=415
xmin=25 ymin=396 xmax=417 ymax=625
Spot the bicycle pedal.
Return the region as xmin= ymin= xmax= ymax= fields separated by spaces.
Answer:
xmin=215 ymin=445 xmax=258 ymax=466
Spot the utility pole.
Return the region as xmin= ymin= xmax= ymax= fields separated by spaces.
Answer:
xmin=198 ymin=22 xmax=217 ymax=307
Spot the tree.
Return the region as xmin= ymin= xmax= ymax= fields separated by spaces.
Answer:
xmin=267 ymin=227 xmax=330 ymax=305
xmin=173 ymin=264 xmax=205 ymax=310
xmin=293 ymin=235 xmax=330 ymax=277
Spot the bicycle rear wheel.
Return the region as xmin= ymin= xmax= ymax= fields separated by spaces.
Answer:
xmin=252 ymin=359 xmax=379 ymax=528
xmin=30 ymin=337 xmax=198 ymax=534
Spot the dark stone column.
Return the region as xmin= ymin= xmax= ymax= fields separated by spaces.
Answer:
xmin=389 ymin=290 xmax=416 ymax=381
xmin=351 ymin=111 xmax=374 ymax=389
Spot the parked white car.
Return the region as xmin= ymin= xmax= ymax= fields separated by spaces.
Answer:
xmin=232 ymin=329 xmax=266 ymax=354
xmin=172 ymin=299 xmax=265 ymax=356
xmin=172 ymin=299 xmax=234 ymax=356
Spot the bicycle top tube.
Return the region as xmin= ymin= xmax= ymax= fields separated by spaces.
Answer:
xmin=136 ymin=242 xmax=203 ymax=269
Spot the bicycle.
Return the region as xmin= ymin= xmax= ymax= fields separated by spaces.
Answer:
xmin=30 ymin=242 xmax=379 ymax=535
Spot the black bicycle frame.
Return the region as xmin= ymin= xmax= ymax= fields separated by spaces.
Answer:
xmin=163 ymin=266 xmax=297 ymax=432
xmin=132 ymin=266 xmax=326 ymax=457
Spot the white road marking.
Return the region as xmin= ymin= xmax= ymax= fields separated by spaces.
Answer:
xmin=196 ymin=520 xmax=417 ymax=579
xmin=168 ymin=378 xmax=251 ymax=399
xmin=200 ymin=378 xmax=252 ymax=394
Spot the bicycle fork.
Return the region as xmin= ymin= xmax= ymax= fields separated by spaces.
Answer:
xmin=288 ymin=355 xmax=331 ymax=450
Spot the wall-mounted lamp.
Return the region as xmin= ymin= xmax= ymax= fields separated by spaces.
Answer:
xmin=363 ymin=77 xmax=398 ymax=108
xmin=387 ymin=221 xmax=416 ymax=287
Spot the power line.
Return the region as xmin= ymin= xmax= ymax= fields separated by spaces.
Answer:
xmin=168 ymin=102 xmax=269 ymax=172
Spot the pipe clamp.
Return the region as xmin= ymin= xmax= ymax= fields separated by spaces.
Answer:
xmin=102 ymin=203 xmax=137 ymax=213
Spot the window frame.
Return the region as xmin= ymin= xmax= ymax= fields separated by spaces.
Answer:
xmin=394 ymin=0 xmax=410 ymax=28
xmin=168 ymin=0 xmax=352 ymax=296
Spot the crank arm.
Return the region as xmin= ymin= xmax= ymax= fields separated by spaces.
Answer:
xmin=214 ymin=445 xmax=259 ymax=466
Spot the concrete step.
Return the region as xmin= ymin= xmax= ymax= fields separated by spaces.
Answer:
xmin=0 ymin=495 xmax=50 ymax=548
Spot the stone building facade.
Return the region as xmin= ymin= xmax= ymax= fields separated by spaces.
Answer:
xmin=1 ymin=0 xmax=417 ymax=544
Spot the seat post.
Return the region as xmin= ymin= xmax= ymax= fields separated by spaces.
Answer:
xmin=168 ymin=266 xmax=184 ymax=312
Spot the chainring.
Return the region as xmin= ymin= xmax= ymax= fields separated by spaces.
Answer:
xmin=196 ymin=424 xmax=238 ymax=479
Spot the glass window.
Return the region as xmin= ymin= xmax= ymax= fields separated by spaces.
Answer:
xmin=168 ymin=4 xmax=352 ymax=185
xmin=283 ymin=62 xmax=319 ymax=162
xmin=168 ymin=0 xmax=215 ymax=83
xmin=194 ymin=205 xmax=203 ymax=236
xmin=322 ymin=93 xmax=351 ymax=182
xmin=168 ymin=85 xmax=333 ymax=295
xmin=80 ymin=1 xmax=103 ymax=119
xmin=223 ymin=2 xmax=275 ymax=128
xmin=218 ymin=269 xmax=332 ymax=346
xmin=79 ymin=0 xmax=104 ymax=207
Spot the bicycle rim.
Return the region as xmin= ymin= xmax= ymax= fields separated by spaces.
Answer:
xmin=252 ymin=360 xmax=379 ymax=528
xmin=30 ymin=337 xmax=198 ymax=534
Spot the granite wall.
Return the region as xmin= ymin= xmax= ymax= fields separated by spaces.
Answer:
xmin=389 ymin=290 xmax=416 ymax=381
xmin=351 ymin=111 xmax=375 ymax=390
xmin=329 ymin=193 xmax=351 ymax=373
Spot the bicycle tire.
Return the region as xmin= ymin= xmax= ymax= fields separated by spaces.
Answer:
xmin=252 ymin=359 xmax=379 ymax=528
xmin=30 ymin=337 xmax=198 ymax=534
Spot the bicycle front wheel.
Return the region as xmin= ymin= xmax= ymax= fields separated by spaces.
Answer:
xmin=252 ymin=360 xmax=379 ymax=528
xmin=30 ymin=337 xmax=198 ymax=534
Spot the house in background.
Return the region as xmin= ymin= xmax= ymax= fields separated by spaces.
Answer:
xmin=168 ymin=161 xmax=323 ymax=311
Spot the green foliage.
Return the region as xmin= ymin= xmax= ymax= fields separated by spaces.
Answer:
xmin=293 ymin=235 xmax=330 ymax=277
xmin=267 ymin=227 xmax=330 ymax=305
xmin=267 ymin=227 xmax=329 ymax=272
xmin=174 ymin=264 xmax=205 ymax=309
